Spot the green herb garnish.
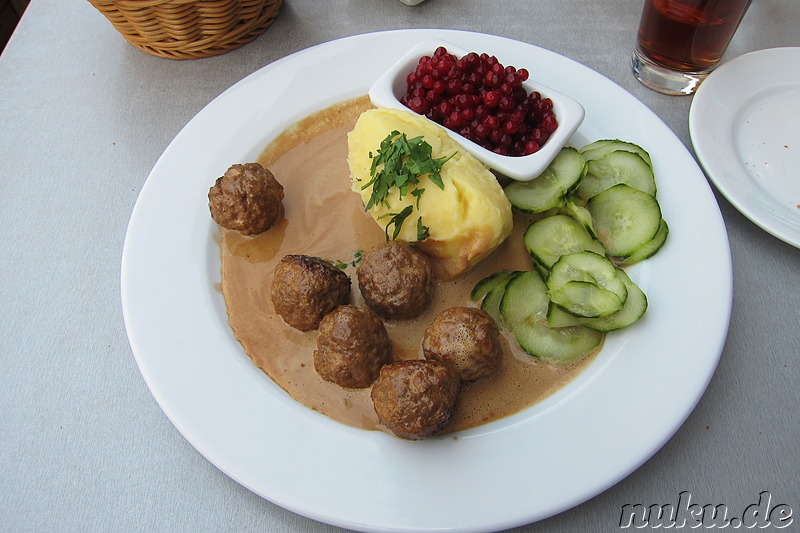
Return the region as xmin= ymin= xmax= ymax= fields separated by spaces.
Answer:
xmin=379 ymin=205 xmax=414 ymax=241
xmin=360 ymin=130 xmax=455 ymax=241
xmin=416 ymin=217 xmax=430 ymax=242
xmin=324 ymin=250 xmax=364 ymax=270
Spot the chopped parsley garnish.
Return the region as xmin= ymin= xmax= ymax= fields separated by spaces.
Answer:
xmin=379 ymin=205 xmax=414 ymax=241
xmin=360 ymin=130 xmax=455 ymax=241
xmin=324 ymin=250 xmax=363 ymax=270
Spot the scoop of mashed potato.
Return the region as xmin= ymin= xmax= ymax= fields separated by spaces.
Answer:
xmin=348 ymin=108 xmax=512 ymax=279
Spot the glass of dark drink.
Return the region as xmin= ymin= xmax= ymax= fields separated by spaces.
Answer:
xmin=632 ymin=0 xmax=752 ymax=95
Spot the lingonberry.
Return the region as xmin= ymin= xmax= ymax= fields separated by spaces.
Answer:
xmin=541 ymin=113 xmax=559 ymax=133
xmin=401 ymin=47 xmax=559 ymax=157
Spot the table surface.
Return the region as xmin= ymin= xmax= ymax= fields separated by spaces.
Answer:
xmin=2 ymin=1 xmax=798 ymax=531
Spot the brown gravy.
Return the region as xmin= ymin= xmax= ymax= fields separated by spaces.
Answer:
xmin=219 ymin=95 xmax=596 ymax=435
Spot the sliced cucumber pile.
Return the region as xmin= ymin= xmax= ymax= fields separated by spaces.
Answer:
xmin=505 ymin=140 xmax=669 ymax=266
xmin=473 ymin=139 xmax=666 ymax=363
xmin=546 ymin=251 xmax=628 ymax=318
xmin=499 ymin=271 xmax=603 ymax=363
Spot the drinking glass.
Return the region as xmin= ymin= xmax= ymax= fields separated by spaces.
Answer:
xmin=632 ymin=0 xmax=753 ymax=95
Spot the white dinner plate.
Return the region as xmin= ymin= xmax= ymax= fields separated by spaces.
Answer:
xmin=121 ymin=29 xmax=732 ymax=532
xmin=690 ymin=47 xmax=800 ymax=248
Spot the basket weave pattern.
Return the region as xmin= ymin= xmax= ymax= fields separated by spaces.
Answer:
xmin=88 ymin=0 xmax=282 ymax=59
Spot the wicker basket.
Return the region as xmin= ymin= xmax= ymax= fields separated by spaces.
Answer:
xmin=88 ymin=0 xmax=282 ymax=59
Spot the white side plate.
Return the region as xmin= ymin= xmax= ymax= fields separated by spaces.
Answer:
xmin=690 ymin=47 xmax=800 ymax=248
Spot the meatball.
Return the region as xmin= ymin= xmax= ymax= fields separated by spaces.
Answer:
xmin=270 ymin=255 xmax=351 ymax=331
xmin=208 ymin=162 xmax=284 ymax=236
xmin=314 ymin=305 xmax=393 ymax=388
xmin=422 ymin=307 xmax=502 ymax=382
xmin=371 ymin=359 xmax=460 ymax=440
xmin=357 ymin=241 xmax=434 ymax=320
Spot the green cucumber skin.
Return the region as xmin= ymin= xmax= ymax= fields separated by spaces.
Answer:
xmin=546 ymin=250 xmax=628 ymax=304
xmin=587 ymin=184 xmax=662 ymax=258
xmin=548 ymin=281 xmax=624 ymax=318
xmin=524 ymin=215 xmax=605 ymax=271
xmin=500 ymin=271 xmax=604 ymax=363
xmin=505 ymin=146 xmax=586 ymax=214
xmin=616 ymin=219 xmax=669 ymax=267
xmin=480 ymin=271 xmax=521 ymax=325
xmin=578 ymin=151 xmax=657 ymax=200
xmin=579 ymin=269 xmax=648 ymax=331
xmin=470 ymin=270 xmax=513 ymax=302
xmin=580 ymin=139 xmax=653 ymax=167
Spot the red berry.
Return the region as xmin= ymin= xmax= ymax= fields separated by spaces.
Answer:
xmin=483 ymin=115 xmax=500 ymax=130
xmin=437 ymin=100 xmax=454 ymax=117
xmin=503 ymin=120 xmax=519 ymax=135
xmin=408 ymin=96 xmax=430 ymax=115
xmin=493 ymin=146 xmax=509 ymax=156
xmin=524 ymin=140 xmax=540 ymax=155
xmin=446 ymin=78 xmax=461 ymax=95
xmin=401 ymin=46 xmax=557 ymax=156
xmin=498 ymin=96 xmax=515 ymax=112
xmin=444 ymin=110 xmax=465 ymax=129
xmin=482 ymin=90 xmax=500 ymax=108
xmin=484 ymin=71 xmax=500 ymax=88
xmin=541 ymin=113 xmax=558 ymax=133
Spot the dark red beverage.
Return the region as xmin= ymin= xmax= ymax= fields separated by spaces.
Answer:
xmin=637 ymin=0 xmax=752 ymax=72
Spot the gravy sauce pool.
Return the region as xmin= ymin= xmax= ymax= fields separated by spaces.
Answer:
xmin=220 ymin=95 xmax=597 ymax=435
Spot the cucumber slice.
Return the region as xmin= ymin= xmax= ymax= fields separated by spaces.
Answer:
xmin=579 ymin=269 xmax=647 ymax=331
xmin=580 ymin=139 xmax=653 ymax=167
xmin=616 ymin=218 xmax=669 ymax=266
xmin=500 ymin=271 xmax=603 ymax=363
xmin=548 ymin=281 xmax=624 ymax=318
xmin=560 ymin=197 xmax=597 ymax=238
xmin=577 ymin=151 xmax=656 ymax=200
xmin=480 ymin=272 xmax=520 ymax=324
xmin=546 ymin=251 xmax=628 ymax=308
xmin=546 ymin=302 xmax=581 ymax=328
xmin=578 ymin=139 xmax=614 ymax=153
xmin=470 ymin=270 xmax=513 ymax=302
xmin=523 ymin=214 xmax=605 ymax=271
xmin=587 ymin=184 xmax=662 ymax=258
xmin=504 ymin=147 xmax=586 ymax=214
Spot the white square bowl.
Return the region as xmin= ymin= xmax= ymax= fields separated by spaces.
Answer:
xmin=369 ymin=38 xmax=585 ymax=181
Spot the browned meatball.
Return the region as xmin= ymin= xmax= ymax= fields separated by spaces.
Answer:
xmin=422 ymin=307 xmax=502 ymax=382
xmin=357 ymin=241 xmax=434 ymax=320
xmin=314 ymin=305 xmax=393 ymax=388
xmin=371 ymin=359 xmax=460 ymax=440
xmin=208 ymin=163 xmax=284 ymax=236
xmin=270 ymin=255 xmax=351 ymax=331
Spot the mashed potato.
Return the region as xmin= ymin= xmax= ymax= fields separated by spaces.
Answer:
xmin=348 ymin=108 xmax=513 ymax=279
